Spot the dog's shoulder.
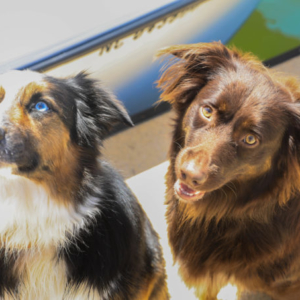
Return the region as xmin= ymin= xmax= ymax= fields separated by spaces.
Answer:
xmin=62 ymin=160 xmax=164 ymax=297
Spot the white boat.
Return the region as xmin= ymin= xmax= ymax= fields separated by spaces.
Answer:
xmin=0 ymin=0 xmax=259 ymax=119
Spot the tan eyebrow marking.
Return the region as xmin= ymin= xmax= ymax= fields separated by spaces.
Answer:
xmin=0 ymin=86 xmax=5 ymax=103
xmin=19 ymin=82 xmax=46 ymax=106
xmin=17 ymin=82 xmax=64 ymax=116
xmin=218 ymin=102 xmax=227 ymax=112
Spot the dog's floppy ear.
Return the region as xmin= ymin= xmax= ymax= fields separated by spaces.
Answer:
xmin=157 ymin=42 xmax=242 ymax=108
xmin=278 ymin=76 xmax=300 ymax=162
xmin=68 ymin=72 xmax=133 ymax=147
xmin=285 ymin=100 xmax=300 ymax=151
xmin=282 ymin=77 xmax=300 ymax=135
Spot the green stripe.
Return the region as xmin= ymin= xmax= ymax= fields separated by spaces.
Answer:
xmin=227 ymin=9 xmax=300 ymax=61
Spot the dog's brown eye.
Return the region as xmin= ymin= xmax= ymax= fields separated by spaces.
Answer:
xmin=243 ymin=134 xmax=257 ymax=146
xmin=201 ymin=106 xmax=213 ymax=120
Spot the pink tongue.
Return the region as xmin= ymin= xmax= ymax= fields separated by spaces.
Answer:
xmin=175 ymin=181 xmax=204 ymax=199
xmin=181 ymin=183 xmax=198 ymax=195
xmin=174 ymin=180 xmax=206 ymax=202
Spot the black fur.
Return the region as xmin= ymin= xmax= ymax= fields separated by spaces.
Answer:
xmin=49 ymin=73 xmax=168 ymax=299
xmin=0 ymin=250 xmax=18 ymax=297
xmin=45 ymin=73 xmax=133 ymax=148
xmin=0 ymin=71 xmax=168 ymax=299
xmin=62 ymin=162 xmax=163 ymax=299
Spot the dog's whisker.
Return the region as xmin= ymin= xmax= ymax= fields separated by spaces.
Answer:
xmin=220 ymin=187 xmax=228 ymax=201
xmin=225 ymin=183 xmax=238 ymax=200
xmin=175 ymin=142 xmax=183 ymax=150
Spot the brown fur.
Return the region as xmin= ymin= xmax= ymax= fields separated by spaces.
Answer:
xmin=157 ymin=42 xmax=300 ymax=300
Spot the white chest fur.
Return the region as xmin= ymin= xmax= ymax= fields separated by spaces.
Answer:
xmin=0 ymin=168 xmax=101 ymax=299
xmin=3 ymin=247 xmax=100 ymax=300
xmin=8 ymin=246 xmax=68 ymax=300
xmin=0 ymin=168 xmax=88 ymax=249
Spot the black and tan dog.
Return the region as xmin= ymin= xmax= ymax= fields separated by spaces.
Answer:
xmin=0 ymin=70 xmax=168 ymax=299
xmin=158 ymin=42 xmax=300 ymax=300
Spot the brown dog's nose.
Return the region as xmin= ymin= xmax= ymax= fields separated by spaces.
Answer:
xmin=180 ymin=160 xmax=208 ymax=186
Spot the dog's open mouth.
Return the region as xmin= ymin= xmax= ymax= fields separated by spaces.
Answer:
xmin=174 ymin=180 xmax=205 ymax=202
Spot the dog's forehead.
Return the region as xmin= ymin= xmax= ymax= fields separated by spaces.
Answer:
xmin=0 ymin=70 xmax=46 ymax=99
xmin=0 ymin=71 xmax=49 ymax=120
xmin=205 ymin=70 xmax=286 ymax=111
xmin=194 ymin=71 xmax=290 ymax=139
xmin=0 ymin=70 xmax=45 ymax=86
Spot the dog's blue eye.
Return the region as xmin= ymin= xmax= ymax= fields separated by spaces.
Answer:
xmin=35 ymin=102 xmax=49 ymax=112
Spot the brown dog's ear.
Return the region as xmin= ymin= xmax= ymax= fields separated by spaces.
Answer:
xmin=286 ymin=101 xmax=300 ymax=144
xmin=157 ymin=42 xmax=242 ymax=108
xmin=157 ymin=42 xmax=235 ymax=64
xmin=282 ymin=76 xmax=300 ymax=128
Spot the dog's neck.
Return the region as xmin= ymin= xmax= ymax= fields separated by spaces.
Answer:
xmin=0 ymin=167 xmax=97 ymax=251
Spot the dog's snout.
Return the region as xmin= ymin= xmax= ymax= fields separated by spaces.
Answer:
xmin=0 ymin=128 xmax=5 ymax=141
xmin=180 ymin=160 xmax=208 ymax=186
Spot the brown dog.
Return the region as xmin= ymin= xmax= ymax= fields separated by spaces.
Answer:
xmin=157 ymin=42 xmax=300 ymax=300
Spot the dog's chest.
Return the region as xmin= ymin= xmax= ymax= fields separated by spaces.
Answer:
xmin=3 ymin=247 xmax=100 ymax=300
xmin=172 ymin=213 xmax=263 ymax=265
xmin=0 ymin=169 xmax=82 ymax=248
xmin=11 ymin=247 xmax=67 ymax=299
xmin=0 ymin=169 xmax=100 ymax=299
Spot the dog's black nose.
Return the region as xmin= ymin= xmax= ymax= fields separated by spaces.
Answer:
xmin=0 ymin=128 xmax=5 ymax=141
